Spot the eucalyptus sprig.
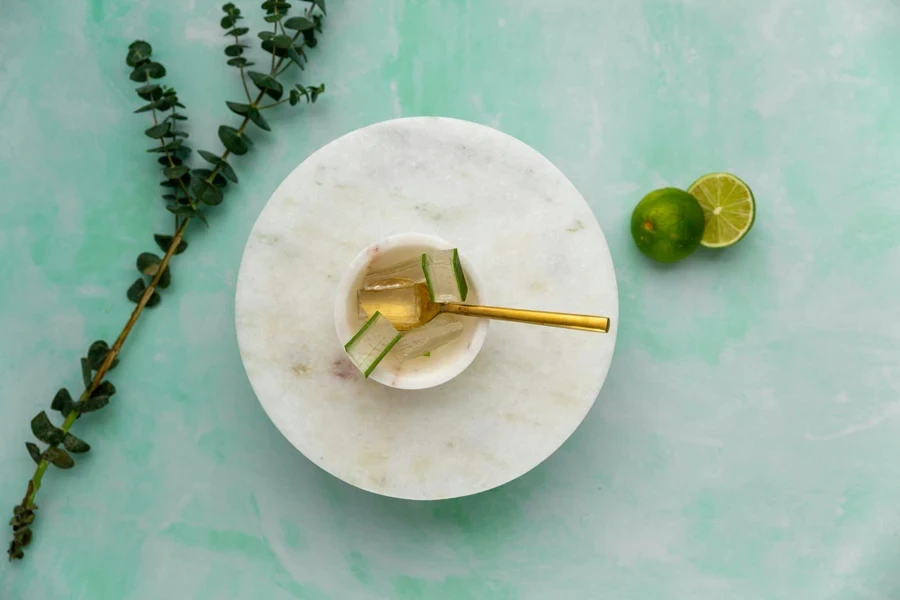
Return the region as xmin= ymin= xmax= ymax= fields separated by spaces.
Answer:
xmin=8 ymin=0 xmax=326 ymax=561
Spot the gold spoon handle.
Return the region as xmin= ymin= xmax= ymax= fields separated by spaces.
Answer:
xmin=440 ymin=303 xmax=610 ymax=333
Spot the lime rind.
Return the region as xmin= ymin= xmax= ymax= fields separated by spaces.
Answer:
xmin=688 ymin=172 xmax=756 ymax=248
xmin=344 ymin=311 xmax=402 ymax=378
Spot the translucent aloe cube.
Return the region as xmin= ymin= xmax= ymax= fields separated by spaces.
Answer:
xmin=393 ymin=314 xmax=463 ymax=362
xmin=344 ymin=312 xmax=401 ymax=378
xmin=363 ymin=257 xmax=426 ymax=291
xmin=421 ymin=248 xmax=468 ymax=303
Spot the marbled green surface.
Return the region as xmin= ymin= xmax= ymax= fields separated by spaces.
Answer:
xmin=2 ymin=0 xmax=900 ymax=598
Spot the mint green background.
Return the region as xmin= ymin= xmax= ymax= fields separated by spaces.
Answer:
xmin=2 ymin=0 xmax=900 ymax=598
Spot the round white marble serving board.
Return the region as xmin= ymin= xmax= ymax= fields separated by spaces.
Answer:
xmin=235 ymin=117 xmax=618 ymax=500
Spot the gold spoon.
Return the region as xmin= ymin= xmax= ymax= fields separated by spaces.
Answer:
xmin=358 ymin=283 xmax=610 ymax=333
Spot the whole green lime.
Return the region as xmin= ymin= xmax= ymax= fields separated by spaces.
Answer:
xmin=630 ymin=188 xmax=705 ymax=263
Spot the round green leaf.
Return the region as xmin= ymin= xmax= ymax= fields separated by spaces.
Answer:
xmin=218 ymin=125 xmax=250 ymax=155
xmin=93 ymin=380 xmax=117 ymax=398
xmin=87 ymin=341 xmax=110 ymax=370
xmin=247 ymin=107 xmax=270 ymax=131
xmin=227 ymin=57 xmax=254 ymax=68
xmin=192 ymin=177 xmax=224 ymax=206
xmin=154 ymin=233 xmax=188 ymax=255
xmin=77 ymin=395 xmax=110 ymax=414
xmin=51 ymin=388 xmax=75 ymax=416
xmin=247 ymin=71 xmax=283 ymax=100
xmin=144 ymin=123 xmax=170 ymax=139
xmin=136 ymin=83 xmax=162 ymax=100
xmin=197 ymin=150 xmax=238 ymax=183
xmin=126 ymin=40 xmax=152 ymax=66
xmin=221 ymin=15 xmax=235 ymax=29
xmin=137 ymin=252 xmax=162 ymax=277
xmin=25 ymin=442 xmax=42 ymax=465
xmin=164 ymin=165 xmax=190 ymax=179
xmin=63 ymin=433 xmax=90 ymax=454
xmin=127 ymin=278 xmax=146 ymax=303
xmin=158 ymin=265 xmax=172 ymax=289
xmin=225 ymin=101 xmax=251 ymax=116
xmin=45 ymin=447 xmax=75 ymax=470
xmin=31 ymin=411 xmax=64 ymax=445
xmin=284 ymin=16 xmax=314 ymax=31
xmin=225 ymin=44 xmax=246 ymax=57
xmin=80 ymin=357 xmax=93 ymax=389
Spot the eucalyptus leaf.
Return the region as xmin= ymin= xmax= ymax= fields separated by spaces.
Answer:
xmin=227 ymin=57 xmax=254 ymax=68
xmin=273 ymin=34 xmax=293 ymax=49
xmin=63 ymin=434 xmax=90 ymax=454
xmin=154 ymin=234 xmax=188 ymax=254
xmin=136 ymin=252 xmax=162 ymax=277
xmin=197 ymin=151 xmax=238 ymax=183
xmin=247 ymin=71 xmax=283 ymax=100
xmin=159 ymin=156 xmax=182 ymax=167
xmin=77 ymin=394 xmax=109 ymax=414
xmin=218 ymin=125 xmax=250 ymax=155
xmin=126 ymin=278 xmax=146 ymax=303
xmin=93 ymin=380 xmax=117 ymax=398
xmin=225 ymin=44 xmax=246 ymax=57
xmin=165 ymin=113 xmax=189 ymax=122
xmin=247 ymin=107 xmax=270 ymax=131
xmin=303 ymin=28 xmax=318 ymax=48
xmin=126 ymin=40 xmax=152 ymax=67
xmin=87 ymin=341 xmax=110 ymax=370
xmin=192 ymin=178 xmax=224 ymax=206
xmin=44 ymin=448 xmax=74 ymax=470
xmin=136 ymin=83 xmax=162 ymax=100
xmin=30 ymin=412 xmax=64 ymax=446
xmin=164 ymin=165 xmax=190 ymax=179
xmin=286 ymin=45 xmax=305 ymax=69
xmin=221 ymin=15 xmax=235 ymax=29
xmin=283 ymin=16 xmax=314 ymax=31
xmin=225 ymin=27 xmax=250 ymax=37
xmin=81 ymin=357 xmax=92 ymax=389
xmin=191 ymin=169 xmax=227 ymax=187
xmin=25 ymin=442 xmax=42 ymax=465
xmin=51 ymin=388 xmax=75 ymax=416
xmin=225 ymin=101 xmax=251 ymax=116
xmin=264 ymin=14 xmax=284 ymax=23
xmin=261 ymin=40 xmax=288 ymax=58
xmin=146 ymin=138 xmax=184 ymax=154
xmin=165 ymin=204 xmax=208 ymax=226
xmin=258 ymin=31 xmax=275 ymax=42
xmin=158 ymin=265 xmax=172 ymax=289
xmin=144 ymin=123 xmax=170 ymax=139
xmin=130 ymin=61 xmax=166 ymax=82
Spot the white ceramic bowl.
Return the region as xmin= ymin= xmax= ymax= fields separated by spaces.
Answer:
xmin=333 ymin=233 xmax=489 ymax=390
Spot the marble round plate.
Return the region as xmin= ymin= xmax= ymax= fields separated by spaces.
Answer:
xmin=235 ymin=117 xmax=618 ymax=500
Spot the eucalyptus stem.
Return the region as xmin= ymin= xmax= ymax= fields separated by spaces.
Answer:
xmin=24 ymin=221 xmax=187 ymax=507
xmin=8 ymin=0 xmax=327 ymax=561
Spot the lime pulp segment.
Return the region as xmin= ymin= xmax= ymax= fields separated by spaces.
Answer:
xmin=687 ymin=173 xmax=755 ymax=248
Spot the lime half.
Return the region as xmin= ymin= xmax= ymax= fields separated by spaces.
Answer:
xmin=344 ymin=312 xmax=401 ymax=378
xmin=688 ymin=173 xmax=755 ymax=248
